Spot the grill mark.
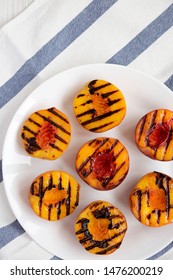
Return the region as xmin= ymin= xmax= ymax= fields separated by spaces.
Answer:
xmin=155 ymin=171 xmax=164 ymax=188
xmin=78 ymin=138 xmax=109 ymax=172
xmin=85 ymin=229 xmax=126 ymax=251
xmin=30 ymin=182 xmax=36 ymax=195
xmin=66 ymin=181 xmax=71 ymax=216
xmin=76 ymin=108 xmax=96 ymax=118
xmin=88 ymin=139 xmax=98 ymax=146
xmin=49 ymin=143 xmax=63 ymax=152
xmin=137 ymin=115 xmax=146 ymax=143
xmin=107 ymin=98 xmax=121 ymax=106
xmin=76 ymin=218 xmax=91 ymax=242
xmin=163 ymin=127 xmax=173 ymax=160
xmin=145 ymin=188 xmax=150 ymax=207
xmin=114 ymin=146 xmax=124 ymax=161
xmin=57 ymin=201 xmax=61 ymax=219
xmin=88 ymin=80 xmax=111 ymax=95
xmin=28 ymin=117 xmax=41 ymax=127
xmin=80 ymin=99 xmax=93 ymax=106
xmin=38 ymin=176 xmax=44 ymax=216
xmin=90 ymin=201 xmax=103 ymax=209
xmin=74 ymin=184 xmax=80 ymax=207
xmin=155 ymin=171 xmax=170 ymax=214
xmin=54 ymin=134 xmax=68 ymax=144
xmin=108 ymin=220 xmax=125 ymax=230
xmin=134 ymin=189 xmax=142 ymax=221
xmin=101 ymin=90 xmax=119 ymax=98
xmin=23 ymin=126 xmax=37 ymax=136
xmin=21 ymin=134 xmax=41 ymax=153
xmin=146 ymin=110 xmax=157 ymax=146
xmin=162 ymin=176 xmax=170 ymax=218
xmin=35 ymin=112 xmax=70 ymax=135
xmin=92 ymin=206 xmax=110 ymax=219
xmin=47 ymin=174 xmax=53 ymax=190
xmin=58 ymin=176 xmax=64 ymax=190
xmin=47 ymin=107 xmax=69 ymax=124
xmin=48 ymin=204 xmax=52 ymax=220
xmin=96 ymin=242 xmax=122 ymax=255
xmin=156 ymin=209 xmax=161 ymax=224
xmin=149 ymin=209 xmax=161 ymax=225
xmin=77 ymin=94 xmax=85 ymax=98
xmin=81 ymin=108 xmax=124 ymax=126
xmin=90 ymin=121 xmax=114 ymax=132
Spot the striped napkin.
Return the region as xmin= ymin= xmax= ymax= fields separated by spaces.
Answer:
xmin=0 ymin=0 xmax=173 ymax=260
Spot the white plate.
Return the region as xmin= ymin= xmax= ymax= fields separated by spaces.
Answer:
xmin=3 ymin=63 xmax=173 ymax=260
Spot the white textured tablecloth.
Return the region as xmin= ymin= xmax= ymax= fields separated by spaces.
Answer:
xmin=0 ymin=0 xmax=173 ymax=260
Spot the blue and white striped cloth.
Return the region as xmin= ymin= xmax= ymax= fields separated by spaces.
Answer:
xmin=0 ymin=0 xmax=173 ymax=260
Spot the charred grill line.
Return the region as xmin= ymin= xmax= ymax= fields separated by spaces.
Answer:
xmin=163 ymin=176 xmax=170 ymax=218
xmin=58 ymin=176 xmax=63 ymax=190
xmin=38 ymin=176 xmax=44 ymax=216
xmin=108 ymin=220 xmax=125 ymax=230
xmin=77 ymin=94 xmax=85 ymax=98
xmin=35 ymin=112 xmax=70 ymax=135
xmin=134 ymin=189 xmax=142 ymax=221
xmin=78 ymin=138 xmax=109 ymax=172
xmin=85 ymin=229 xmax=126 ymax=251
xmin=49 ymin=143 xmax=63 ymax=152
xmin=163 ymin=127 xmax=173 ymax=160
xmin=30 ymin=182 xmax=36 ymax=195
xmin=48 ymin=204 xmax=52 ymax=220
xmin=145 ymin=188 xmax=150 ymax=207
xmin=148 ymin=209 xmax=161 ymax=225
xmin=22 ymin=135 xmax=41 ymax=153
xmin=47 ymin=174 xmax=53 ymax=190
xmin=76 ymin=218 xmax=91 ymax=242
xmin=28 ymin=117 xmax=41 ymax=127
xmin=80 ymin=100 xmax=93 ymax=106
xmin=54 ymin=134 xmax=68 ymax=144
xmin=101 ymin=90 xmax=119 ymax=98
xmin=155 ymin=172 xmax=170 ymax=217
xmin=76 ymin=108 xmax=96 ymax=118
xmin=137 ymin=115 xmax=146 ymax=143
xmin=48 ymin=107 xmax=69 ymax=124
xmin=81 ymin=108 xmax=124 ymax=126
xmin=156 ymin=209 xmax=161 ymax=224
xmin=90 ymin=201 xmax=103 ymax=209
xmin=90 ymin=121 xmax=114 ymax=132
xmin=107 ymin=98 xmax=121 ymax=106
xmin=114 ymin=147 xmax=124 ymax=161
xmin=96 ymin=242 xmax=122 ymax=255
xmin=146 ymin=110 xmax=157 ymax=146
xmin=57 ymin=201 xmax=61 ymax=219
xmin=23 ymin=126 xmax=37 ymax=136
xmin=66 ymin=181 xmax=71 ymax=216
xmin=92 ymin=206 xmax=110 ymax=219
xmin=88 ymin=80 xmax=111 ymax=95
xmin=75 ymin=184 xmax=80 ymax=207
xmin=155 ymin=171 xmax=165 ymax=188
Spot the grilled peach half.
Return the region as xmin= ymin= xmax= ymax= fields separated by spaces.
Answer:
xmin=29 ymin=170 xmax=80 ymax=221
xmin=75 ymin=137 xmax=129 ymax=191
xmin=21 ymin=107 xmax=71 ymax=160
xmin=75 ymin=200 xmax=127 ymax=255
xmin=129 ymin=171 xmax=173 ymax=227
xmin=135 ymin=109 xmax=173 ymax=161
xmin=73 ymin=79 xmax=126 ymax=132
